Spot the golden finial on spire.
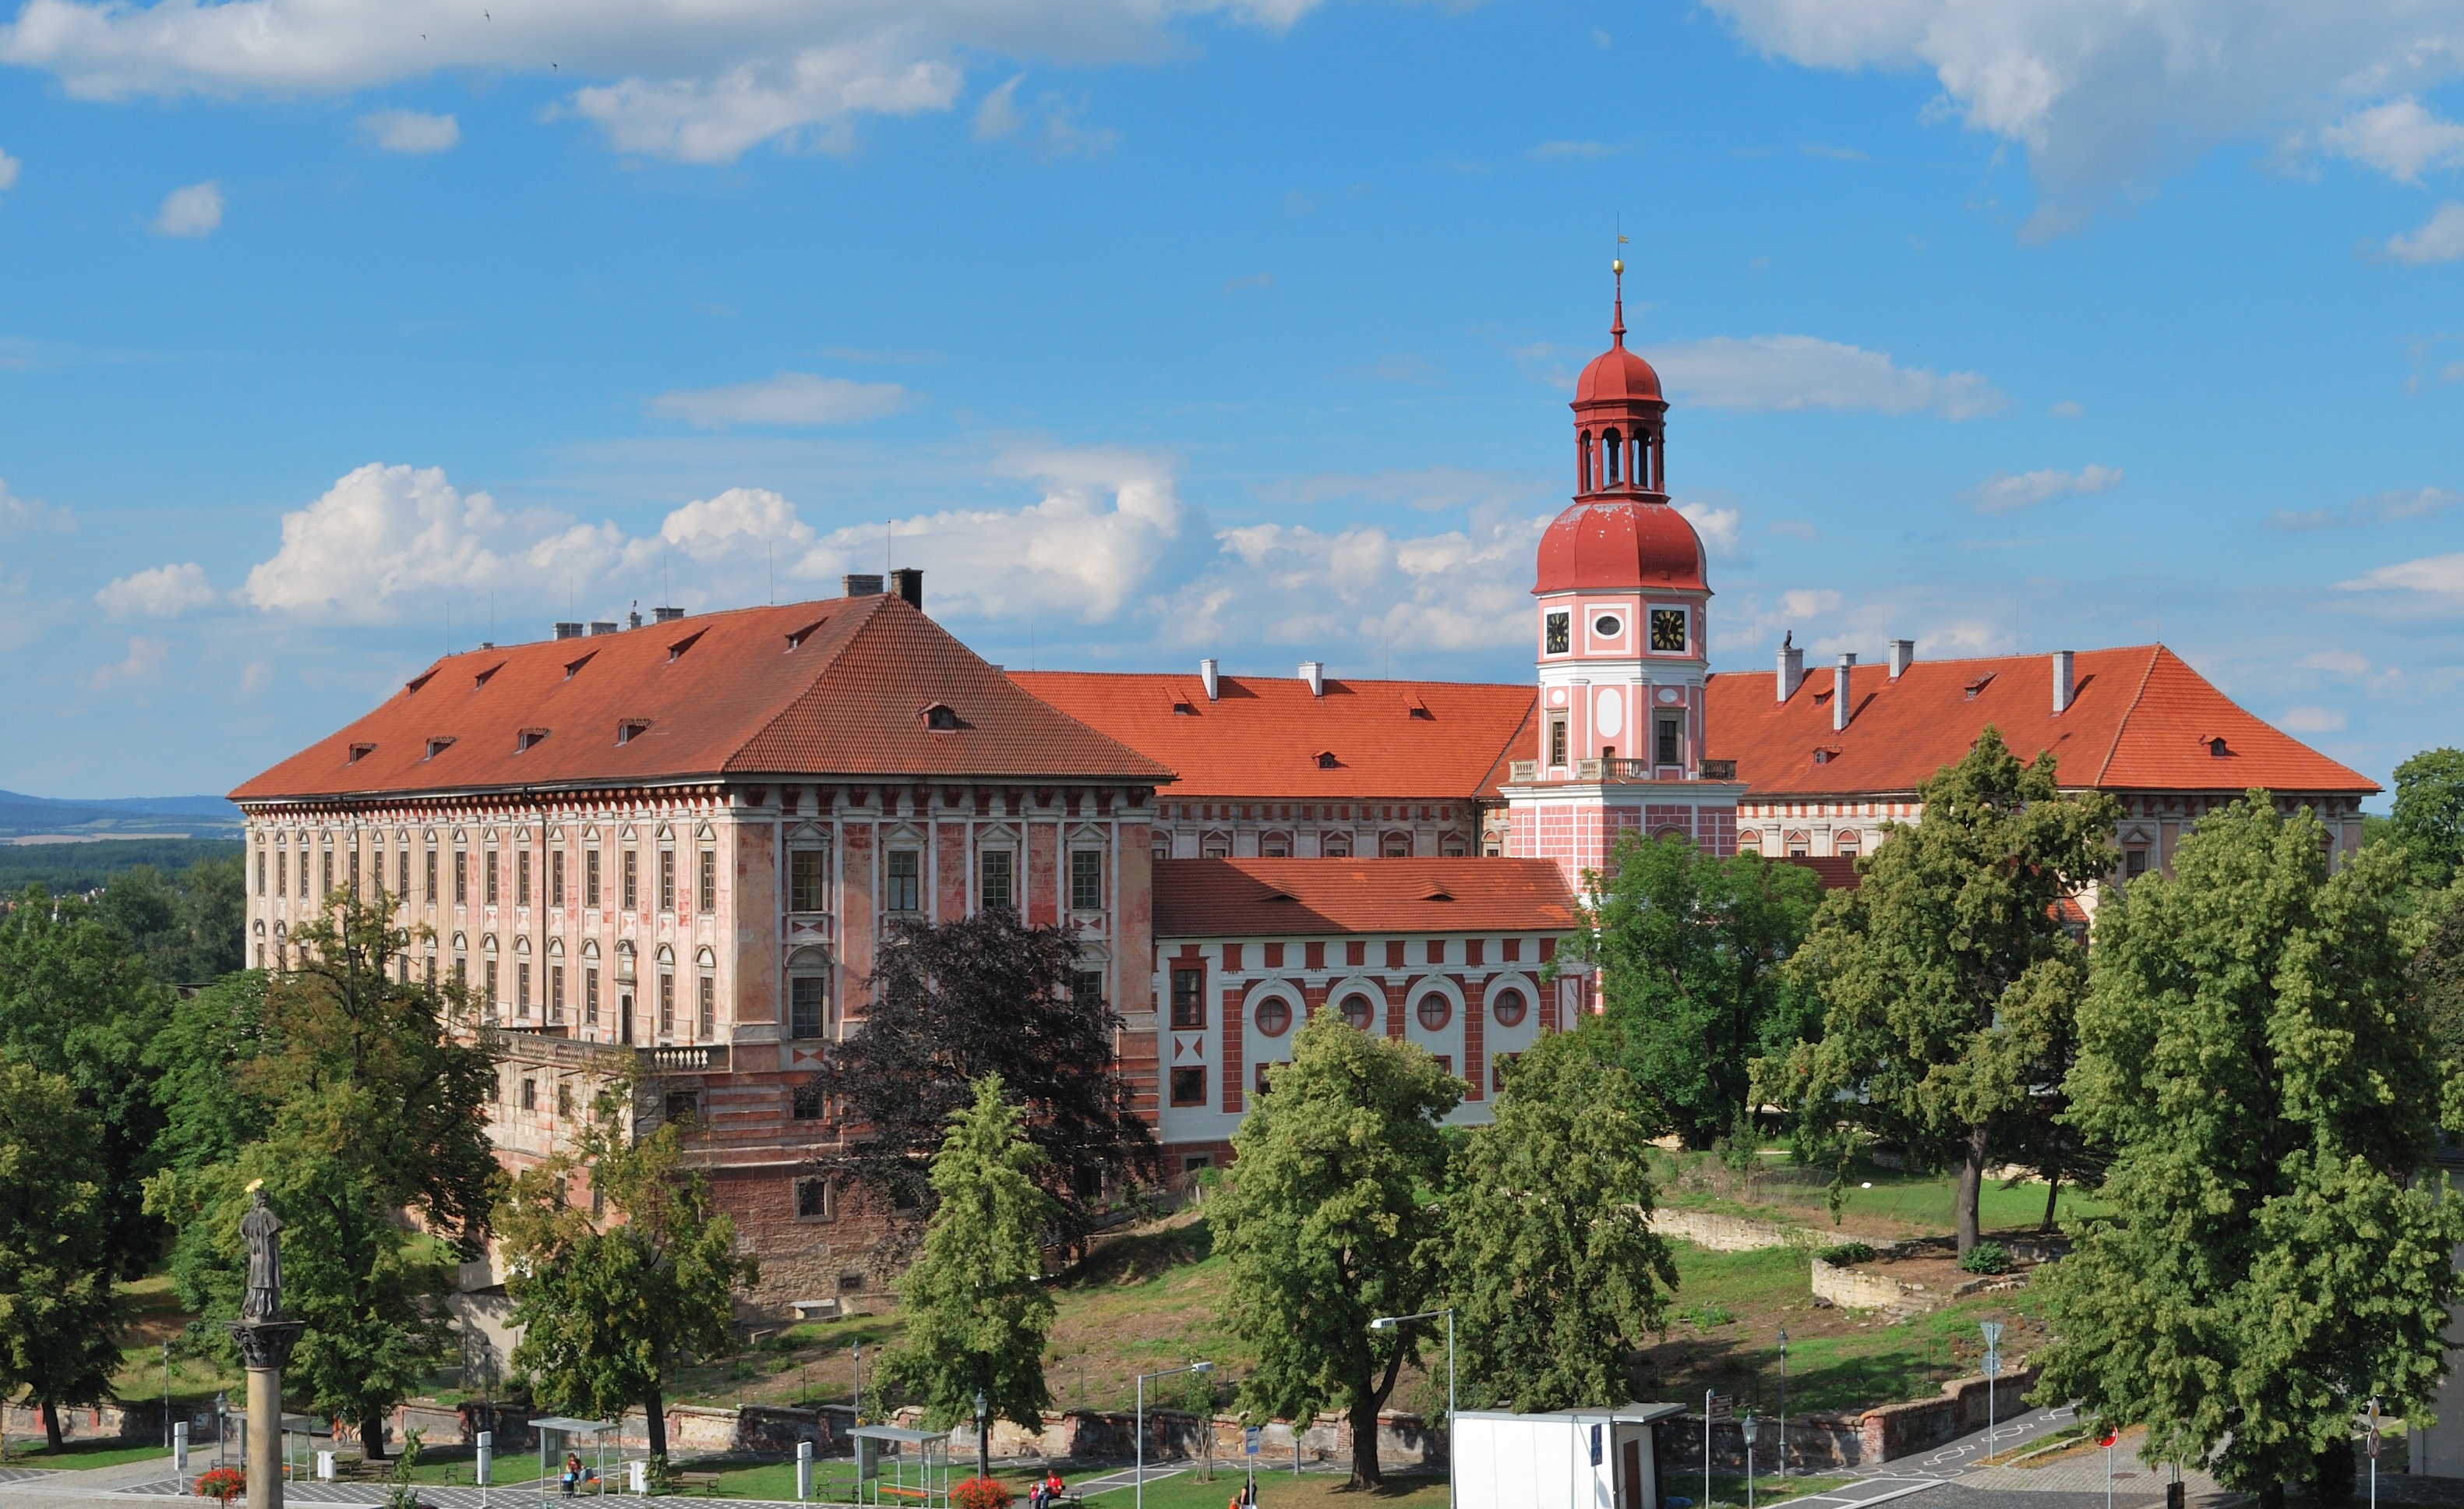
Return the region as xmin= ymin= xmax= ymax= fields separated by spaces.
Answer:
xmin=1612 ymin=259 xmax=1623 ymax=274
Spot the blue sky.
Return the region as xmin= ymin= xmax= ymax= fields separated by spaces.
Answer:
xmin=3 ymin=0 xmax=2462 ymax=800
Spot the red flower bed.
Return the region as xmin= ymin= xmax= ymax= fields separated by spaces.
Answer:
xmin=952 ymin=1476 xmax=1013 ymax=1509
xmin=195 ymin=1467 xmax=246 ymax=1503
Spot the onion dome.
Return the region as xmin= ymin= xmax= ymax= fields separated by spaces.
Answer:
xmin=1533 ymin=500 xmax=1707 ymax=594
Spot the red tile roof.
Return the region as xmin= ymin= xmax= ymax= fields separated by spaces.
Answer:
xmin=1706 ymin=645 xmax=2374 ymax=799
xmin=231 ymin=594 xmax=1171 ymax=804
xmin=1153 ymin=857 xmax=1576 ymax=938
xmin=1006 ymin=672 xmax=1537 ymax=803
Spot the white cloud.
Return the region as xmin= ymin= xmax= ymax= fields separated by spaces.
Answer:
xmin=97 ymin=561 xmax=217 ymax=620
xmin=1704 ymin=0 xmax=2464 ymax=236
xmin=0 ymin=0 xmax=1306 ymax=164
xmin=0 ymin=148 xmax=18 ymax=192
xmin=150 ymin=180 xmax=221 ymax=237
xmin=2298 ymin=649 xmax=2370 ymax=675
xmin=1645 ymin=334 xmax=2007 ymax=419
xmin=2318 ymin=97 xmax=2464 ymax=182
xmin=646 ymin=372 xmax=917 ymax=427
xmin=1963 ymin=462 xmax=2122 ymax=514
xmin=90 ymin=634 xmax=168 ymax=689
xmin=2268 ymin=486 xmax=2459 ymax=530
xmin=973 ymin=74 xmax=1025 ymax=140
xmin=1778 ymin=588 xmax=1844 ymax=619
xmin=1675 ymin=500 xmax=1746 ymax=557
xmin=2339 ymin=552 xmax=2464 ymax=605
xmin=2279 ymin=705 xmax=2346 ymax=733
xmin=2380 ymin=203 xmax=2464 ymax=265
xmin=358 ymin=108 xmax=459 ymax=154
xmin=0 ymin=478 xmax=71 ymax=534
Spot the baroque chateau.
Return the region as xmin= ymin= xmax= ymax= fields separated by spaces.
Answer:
xmin=232 ymin=276 xmax=2376 ymax=1313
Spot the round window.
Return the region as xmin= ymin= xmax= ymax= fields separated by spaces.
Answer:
xmin=1255 ymin=997 xmax=1293 ymax=1037
xmin=1340 ymin=995 xmax=1375 ymax=1031
xmin=1594 ymin=614 xmax=1622 ymax=637
xmin=1491 ymin=988 xmax=1527 ymax=1028
xmin=1417 ymin=995 xmax=1452 ymax=1031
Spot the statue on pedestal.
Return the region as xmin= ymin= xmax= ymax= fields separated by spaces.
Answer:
xmin=241 ymin=1186 xmax=283 ymax=1323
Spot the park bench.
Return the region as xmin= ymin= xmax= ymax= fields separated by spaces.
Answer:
xmin=676 ymin=1471 xmax=726 ymax=1497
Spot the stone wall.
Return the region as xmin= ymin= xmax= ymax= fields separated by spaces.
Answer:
xmin=1645 ymin=1210 xmax=1814 ymax=1253
xmin=1809 ymin=1257 xmax=1934 ymax=1315
xmin=898 ymin=1407 xmax=1438 ymax=1468
xmin=1 ymin=1398 xmax=171 ymax=1445
xmin=1651 ymin=1368 xmax=2040 ymax=1472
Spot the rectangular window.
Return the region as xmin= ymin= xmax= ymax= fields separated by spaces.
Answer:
xmin=585 ymin=967 xmax=600 ymax=1027
xmin=2124 ymin=849 xmax=2149 ymax=879
xmin=659 ymin=850 xmax=676 ymax=912
xmin=791 ymin=1084 xmax=824 ymax=1121
xmin=1070 ymin=850 xmax=1103 ymax=911
xmin=425 ymin=849 xmax=439 ymax=903
xmin=658 ymin=974 xmax=674 ymax=1034
xmin=276 ymin=850 xmax=287 ymax=898
xmin=348 ymin=846 xmax=361 ymax=901
xmin=790 ymin=850 xmax=828 ymax=913
xmin=454 ymin=850 xmax=468 ymax=905
xmin=623 ymin=850 xmax=638 ymax=910
xmin=397 ymin=850 xmax=409 ymax=899
xmin=790 ymin=977 xmax=827 ymax=1040
xmin=586 ymin=850 xmax=602 ymax=908
xmin=1170 ymin=966 xmax=1206 ymax=1030
xmin=698 ymin=850 xmax=716 ymax=913
xmin=521 ymin=1077 xmax=536 ymax=1111
xmin=1255 ymin=1062 xmax=1276 ymax=1095
xmin=796 ymin=1177 xmax=834 ymax=1220
xmin=1072 ymin=970 xmax=1106 ymax=1010
xmin=556 ymin=1083 xmax=572 ymax=1118
xmin=484 ymin=959 xmax=498 ymax=1006
xmin=517 ymin=961 xmax=531 ymax=1017
xmin=256 ymin=850 xmax=267 ymax=897
xmin=1169 ymin=1066 xmax=1206 ymax=1107
xmin=550 ymin=850 xmax=566 ymax=907
xmin=980 ymin=850 xmax=1014 ymax=912
xmin=320 ymin=850 xmax=331 ymax=899
xmin=886 ymin=851 xmax=920 ymax=912
xmin=698 ymin=975 xmax=715 ymax=1037
xmin=485 ymin=850 xmax=499 ymax=906
xmin=1548 ymin=714 xmax=1569 ymax=768
xmin=517 ymin=851 xmax=531 ymax=907
xmin=1656 ymin=714 xmax=1681 ymax=766
xmin=551 ymin=964 xmax=566 ymax=1024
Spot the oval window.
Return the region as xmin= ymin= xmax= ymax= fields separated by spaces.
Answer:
xmin=1491 ymin=988 xmax=1527 ymax=1028
xmin=1255 ymin=997 xmax=1293 ymax=1037
xmin=1594 ymin=615 xmax=1622 ymax=638
xmin=1417 ymin=995 xmax=1452 ymax=1031
xmin=1340 ymin=995 xmax=1375 ymax=1031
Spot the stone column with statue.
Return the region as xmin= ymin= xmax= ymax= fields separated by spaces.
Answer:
xmin=230 ymin=1182 xmax=306 ymax=1509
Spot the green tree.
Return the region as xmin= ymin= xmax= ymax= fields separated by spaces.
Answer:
xmin=0 ymin=884 xmax=172 ymax=1278
xmin=94 ymin=853 xmax=246 ymax=987
xmin=876 ymin=1076 xmax=1060 ymax=1472
xmin=498 ymin=1084 xmax=757 ymax=1464
xmin=1585 ymin=834 xmax=1821 ymax=1149
xmin=2035 ymin=797 xmax=2462 ymax=1508
xmin=145 ymin=890 xmax=499 ymax=1458
xmin=0 ymin=1062 xmax=123 ymax=1448
xmin=1216 ymin=1007 xmax=1460 ymax=1489
xmin=1784 ymin=729 xmax=2119 ymax=1252
xmin=1446 ymin=1023 xmax=1675 ymax=1412
xmin=2389 ymin=748 xmax=2464 ymax=890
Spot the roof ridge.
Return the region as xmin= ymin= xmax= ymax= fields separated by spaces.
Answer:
xmin=730 ymin=595 xmax=888 ymax=767
xmin=2095 ymin=644 xmax=2164 ymax=786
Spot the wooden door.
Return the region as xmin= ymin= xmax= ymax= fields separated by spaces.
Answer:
xmin=1620 ymin=1439 xmax=1643 ymax=1509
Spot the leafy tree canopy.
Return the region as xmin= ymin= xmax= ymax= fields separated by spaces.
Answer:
xmin=1216 ymin=1008 xmax=1460 ymax=1489
xmin=1784 ymin=728 xmax=2119 ymax=1251
xmin=498 ymin=1080 xmax=756 ymax=1462
xmin=1446 ymin=1021 xmax=1675 ymax=1412
xmin=0 ymin=1062 xmax=122 ymax=1447
xmin=1585 ymin=834 xmax=1820 ymax=1149
xmin=2389 ymin=747 xmax=2464 ymax=891
xmin=877 ymin=1076 xmax=1060 ymax=1468
xmin=2035 ymin=797 xmax=2462 ymax=1505
xmin=810 ymin=911 xmax=1155 ymax=1253
xmin=93 ymin=855 xmax=248 ymax=988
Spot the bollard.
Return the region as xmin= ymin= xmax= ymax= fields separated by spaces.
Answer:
xmin=629 ymin=1459 xmax=649 ymax=1496
xmin=478 ymin=1432 xmax=493 ymax=1487
xmin=175 ymin=1422 xmax=190 ymax=1473
xmin=797 ymin=1441 xmax=813 ymax=1502
xmin=317 ymin=1452 xmax=336 ymax=1482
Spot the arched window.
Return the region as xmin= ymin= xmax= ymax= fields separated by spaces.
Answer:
xmin=1834 ymin=831 xmax=1862 ymax=857
xmin=1579 ymin=429 xmax=1593 ymax=493
xmin=1604 ymin=427 xmax=1623 ymax=484
xmin=1339 ymin=994 xmax=1375 ymax=1031
xmin=1323 ymin=835 xmax=1353 ymax=858
xmin=1381 ymin=832 xmax=1412 ymax=859
xmin=1416 ymin=995 xmax=1452 ymax=1031
xmin=1491 ymin=988 xmax=1527 ymax=1028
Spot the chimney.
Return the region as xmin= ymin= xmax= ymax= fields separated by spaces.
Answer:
xmin=627 ymin=608 xmax=643 ymax=631
xmin=842 ymin=574 xmax=883 ymax=598
xmin=1889 ymin=639 xmax=1915 ymax=679
xmin=588 ymin=620 xmax=619 ymax=636
xmin=890 ymin=567 xmax=923 ymax=609
xmin=1299 ymin=661 xmax=1325 ymax=697
xmin=652 ymin=606 xmax=685 ymax=623
xmin=1833 ymin=654 xmax=1856 ymax=732
xmin=1777 ymin=641 xmax=1805 ymax=702
xmin=1200 ymin=658 xmax=1220 ymax=701
xmin=552 ymin=622 xmax=583 ymax=641
xmin=2053 ymin=650 xmax=2074 ymax=714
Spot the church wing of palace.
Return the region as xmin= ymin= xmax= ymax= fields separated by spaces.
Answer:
xmin=231 ymin=271 xmax=2378 ymax=1309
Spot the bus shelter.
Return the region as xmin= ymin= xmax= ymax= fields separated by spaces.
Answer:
xmin=849 ymin=1426 xmax=949 ymax=1509
xmin=531 ymin=1418 xmax=618 ymax=1502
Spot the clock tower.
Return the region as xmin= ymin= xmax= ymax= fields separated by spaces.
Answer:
xmin=1504 ymin=263 xmax=1746 ymax=893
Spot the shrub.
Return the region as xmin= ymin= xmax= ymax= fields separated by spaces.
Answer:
xmin=196 ymin=1468 xmax=246 ymax=1504
xmin=1816 ymin=1242 xmax=1876 ymax=1267
xmin=1958 ymin=1242 xmax=2012 ymax=1275
xmin=953 ymin=1477 xmax=1013 ymax=1509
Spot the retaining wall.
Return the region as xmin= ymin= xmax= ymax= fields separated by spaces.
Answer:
xmin=1645 ymin=1210 xmax=1814 ymax=1253
xmin=1651 ymin=1367 xmax=2042 ymax=1472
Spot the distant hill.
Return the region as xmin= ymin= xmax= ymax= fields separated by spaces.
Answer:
xmin=0 ymin=789 xmax=244 ymax=841
xmin=0 ymin=837 xmax=243 ymax=894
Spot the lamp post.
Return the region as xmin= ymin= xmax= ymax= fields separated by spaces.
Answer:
xmin=1776 ymin=1329 xmax=1788 ymax=1481
xmin=1741 ymin=1415 xmax=1759 ymax=1509
xmin=164 ymin=1342 xmax=174 ymax=1448
xmin=851 ymin=1345 xmax=863 ymax=1425
xmin=973 ymin=1391 xmax=989 ymax=1481
xmin=1370 ymin=1311 xmax=1456 ymax=1509
xmin=1137 ymin=1362 xmax=1214 ymax=1509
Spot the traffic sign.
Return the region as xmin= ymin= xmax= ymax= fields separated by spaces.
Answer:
xmin=1245 ymin=1429 xmax=1261 ymax=1458
xmin=2099 ymin=1430 xmax=2118 ymax=1449
xmin=1707 ymin=1394 xmax=1738 ymax=1420
xmin=1979 ymin=1321 xmax=2004 ymax=1348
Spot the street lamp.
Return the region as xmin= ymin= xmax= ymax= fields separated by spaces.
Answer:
xmin=164 ymin=1342 xmax=174 ymax=1449
xmin=1369 ymin=1311 xmax=1456 ymax=1509
xmin=974 ymin=1391 xmax=990 ymax=1481
xmin=1137 ymin=1362 xmax=1214 ymax=1509
xmin=1740 ymin=1415 xmax=1759 ymax=1509
xmin=1776 ymin=1330 xmax=1788 ymax=1482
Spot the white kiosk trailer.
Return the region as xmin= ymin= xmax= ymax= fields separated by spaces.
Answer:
xmin=1454 ymin=1405 xmax=1684 ymax=1509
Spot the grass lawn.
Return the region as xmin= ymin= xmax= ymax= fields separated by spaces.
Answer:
xmin=109 ymin=1272 xmax=242 ymax=1406
xmin=1078 ymin=1468 xmax=1447 ymax=1509
xmin=1649 ymin=1149 xmax=2109 ymax=1246
xmin=0 ymin=1440 xmax=175 ymax=1469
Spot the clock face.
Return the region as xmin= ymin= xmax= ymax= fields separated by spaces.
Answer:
xmin=1544 ymin=612 xmax=1571 ymax=654
xmin=1650 ymin=608 xmax=1688 ymax=653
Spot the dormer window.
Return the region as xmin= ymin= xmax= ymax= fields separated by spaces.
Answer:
xmin=666 ymin=629 xmax=706 ymax=663
xmin=348 ymin=742 xmax=376 ymax=764
xmin=923 ymin=704 xmax=961 ymax=731
xmin=1316 ymin=751 xmax=1339 ymax=769
xmin=404 ymin=670 xmax=436 ymax=695
xmin=785 ymin=619 xmax=828 ymax=651
xmin=424 ymin=737 xmax=456 ymax=761
xmin=473 ymin=661 xmax=505 ymax=689
xmin=1171 ymin=699 xmax=1198 ymax=716
xmin=1813 ymin=747 xmax=1840 ymax=765
xmin=563 ymin=652 xmax=595 ymax=680
xmin=2207 ymin=737 xmax=2231 ymax=758
xmin=1964 ymin=674 xmax=1996 ymax=700
xmin=616 ymin=719 xmax=651 ymax=745
xmin=517 ymin=728 xmax=549 ymax=752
